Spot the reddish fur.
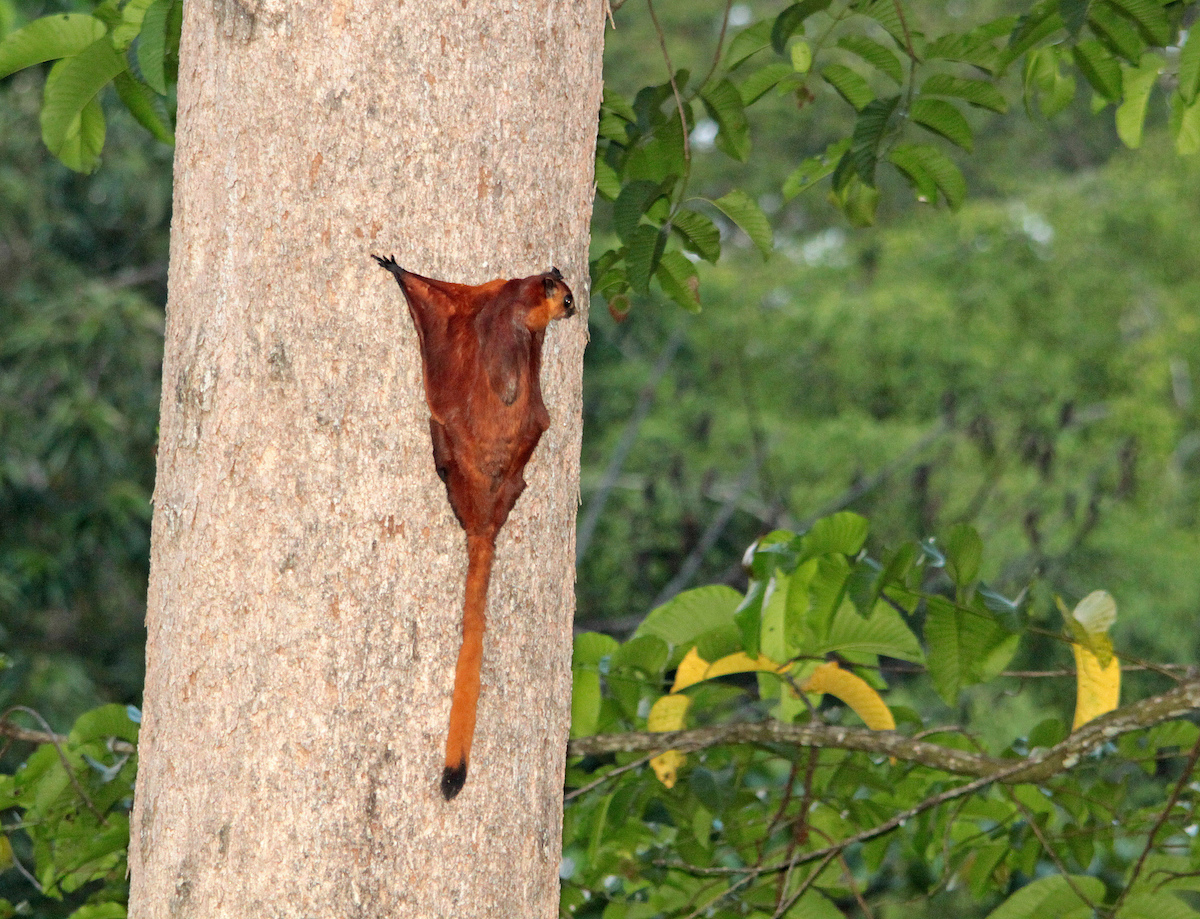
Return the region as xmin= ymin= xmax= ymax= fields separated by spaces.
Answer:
xmin=372 ymin=255 xmax=575 ymax=800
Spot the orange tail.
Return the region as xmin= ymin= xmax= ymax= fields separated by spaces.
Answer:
xmin=441 ymin=533 xmax=495 ymax=800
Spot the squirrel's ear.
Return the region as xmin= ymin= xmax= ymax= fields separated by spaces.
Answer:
xmin=543 ymin=277 xmax=557 ymax=298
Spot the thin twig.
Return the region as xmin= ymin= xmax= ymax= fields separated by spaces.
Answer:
xmin=652 ymin=459 xmax=758 ymax=606
xmin=697 ymin=0 xmax=736 ymax=91
xmin=646 ymin=0 xmax=691 ymax=165
xmin=2 ymin=707 xmax=104 ymax=822
xmin=682 ymin=867 xmax=757 ymax=919
xmin=564 ymin=751 xmax=659 ymax=802
xmin=576 ymin=328 xmax=685 ymax=564
xmin=773 ymin=850 xmax=837 ymax=917
xmin=1005 ymin=788 xmax=1100 ymax=912
xmin=1113 ymin=731 xmax=1200 ymax=914
xmin=837 ymin=850 xmax=877 ymax=919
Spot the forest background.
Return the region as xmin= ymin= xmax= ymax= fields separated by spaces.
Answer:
xmin=1 ymin=0 xmax=1200 ymax=916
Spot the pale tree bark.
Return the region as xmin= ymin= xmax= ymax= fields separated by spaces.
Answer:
xmin=128 ymin=1 xmax=603 ymax=916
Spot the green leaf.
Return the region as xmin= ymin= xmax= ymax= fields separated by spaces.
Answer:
xmin=598 ymin=109 xmax=630 ymax=143
xmin=624 ymin=117 xmax=688 ymax=182
xmin=1116 ymin=893 xmax=1200 ymax=919
xmin=999 ymin=3 xmax=1065 ymax=72
xmin=801 ymin=512 xmax=869 ymax=560
xmin=925 ymin=19 xmax=1015 ymax=72
xmin=772 ymin=0 xmax=833 ymax=54
xmin=1089 ymin=1 xmax=1146 ymax=61
xmin=738 ymin=61 xmax=794 ymax=106
xmin=0 ymin=14 xmax=107 ymax=80
xmin=925 ymin=596 xmax=1019 ymax=704
xmin=613 ymin=179 xmax=667 ymax=243
xmin=822 ymin=62 xmax=874 ymax=110
xmin=1179 ymin=31 xmax=1200 ymax=105
xmin=700 ymin=78 xmax=750 ymax=162
xmin=594 ymin=157 xmax=621 ymax=200
xmin=759 ymin=571 xmax=790 ymax=661
xmin=1105 ymin=0 xmax=1170 ymax=46
xmin=942 ymin=523 xmax=983 ymax=588
xmin=823 ymin=602 xmax=924 ymax=662
xmin=782 ymin=138 xmax=849 ymax=200
xmin=1024 ymin=46 xmax=1077 ymax=116
xmin=112 ymin=0 xmax=156 ymax=51
xmin=573 ymin=631 xmax=619 ymax=668
xmin=910 ymin=97 xmax=974 ymax=151
xmin=625 ymin=224 xmax=664 ymax=293
xmin=849 ymin=95 xmax=899 ymax=186
xmin=670 ymin=208 xmax=720 ymax=262
xmin=612 ymin=634 xmax=668 ymax=676
xmin=724 ymin=19 xmax=772 ymax=71
xmin=1059 ymin=0 xmax=1091 ymax=35
xmin=829 ymin=173 xmax=879 ymax=227
xmin=859 ymin=0 xmax=908 ymax=47
xmin=984 ymin=874 xmax=1106 ymax=919
xmin=708 ymin=190 xmax=772 ymax=257
xmin=42 ymin=38 xmax=125 ymax=173
xmin=656 ymin=250 xmax=700 ymax=312
xmin=635 ymin=585 xmax=745 ymax=647
xmin=1116 ymin=53 xmax=1163 ymax=148
xmin=1170 ymin=90 xmax=1200 ymax=155
xmin=920 ymin=73 xmax=1009 ymax=112
xmin=66 ymin=905 xmax=127 ymax=919
xmin=782 ymin=890 xmax=846 ymax=919
xmin=1073 ymin=39 xmax=1123 ymax=100
xmin=790 ymin=39 xmax=812 ymax=74
xmin=113 ymin=70 xmax=174 ymax=143
xmin=137 ymin=0 xmax=178 ymax=95
xmin=837 ymin=34 xmax=904 ymax=83
xmin=69 ymin=704 xmax=139 ymax=745
xmin=601 ymin=85 xmax=636 ymax=123
xmin=804 ymin=556 xmax=853 ymax=642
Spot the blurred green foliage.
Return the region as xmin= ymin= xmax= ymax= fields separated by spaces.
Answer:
xmin=1 ymin=50 xmax=169 ymax=726
xmin=579 ymin=136 xmax=1200 ymax=683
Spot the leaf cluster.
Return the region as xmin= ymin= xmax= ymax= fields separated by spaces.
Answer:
xmin=0 ymin=0 xmax=180 ymax=172
xmin=565 ymin=513 xmax=1200 ymax=919
xmin=592 ymin=0 xmax=1200 ymax=318
xmin=0 ymin=705 xmax=138 ymax=918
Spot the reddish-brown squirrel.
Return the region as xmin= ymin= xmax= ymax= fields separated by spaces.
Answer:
xmin=373 ymin=255 xmax=575 ymax=799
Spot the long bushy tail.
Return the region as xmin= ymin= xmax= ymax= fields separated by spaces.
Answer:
xmin=441 ymin=533 xmax=495 ymax=800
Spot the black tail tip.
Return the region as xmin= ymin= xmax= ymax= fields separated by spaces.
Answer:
xmin=372 ymin=253 xmax=404 ymax=276
xmin=441 ymin=761 xmax=467 ymax=800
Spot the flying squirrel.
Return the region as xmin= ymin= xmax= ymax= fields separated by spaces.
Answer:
xmin=372 ymin=254 xmax=575 ymax=800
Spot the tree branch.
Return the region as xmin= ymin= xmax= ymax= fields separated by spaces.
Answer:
xmin=568 ymin=676 xmax=1200 ymax=786
xmin=0 ymin=716 xmax=136 ymax=755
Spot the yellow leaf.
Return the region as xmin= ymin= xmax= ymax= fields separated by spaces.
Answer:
xmin=671 ymin=647 xmax=712 ymax=692
xmin=802 ymin=661 xmax=895 ymax=731
xmin=1072 ymin=643 xmax=1120 ymax=730
xmin=650 ymin=649 xmax=790 ymax=787
xmin=651 ymin=749 xmax=687 ymax=788
xmin=648 ymin=692 xmax=692 ymax=731
xmin=651 ymin=649 xmax=791 ymax=787
xmin=647 ymin=694 xmax=692 ymax=788
xmin=672 ymin=648 xmax=788 ymax=692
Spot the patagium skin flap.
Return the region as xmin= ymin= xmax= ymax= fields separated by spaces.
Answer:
xmin=372 ymin=255 xmax=575 ymax=800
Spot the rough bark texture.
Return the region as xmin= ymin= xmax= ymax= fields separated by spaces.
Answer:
xmin=129 ymin=1 xmax=603 ymax=916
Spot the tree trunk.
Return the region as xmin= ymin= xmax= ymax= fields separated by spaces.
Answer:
xmin=128 ymin=2 xmax=602 ymax=916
